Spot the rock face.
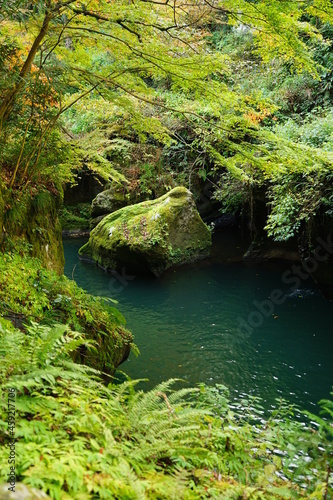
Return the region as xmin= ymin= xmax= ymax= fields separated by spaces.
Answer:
xmin=243 ymin=241 xmax=300 ymax=263
xmin=0 ymin=185 xmax=64 ymax=274
xmin=79 ymin=187 xmax=212 ymax=277
xmin=91 ymin=188 xmax=130 ymax=218
xmin=195 ymin=177 xmax=223 ymax=223
xmin=90 ymin=188 xmax=145 ymax=229
xmin=63 ymin=167 xmax=107 ymax=205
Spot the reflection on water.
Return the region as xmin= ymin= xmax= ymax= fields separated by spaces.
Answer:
xmin=63 ymin=235 xmax=333 ymax=412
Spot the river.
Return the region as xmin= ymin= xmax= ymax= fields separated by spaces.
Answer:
xmin=63 ymin=234 xmax=333 ymax=412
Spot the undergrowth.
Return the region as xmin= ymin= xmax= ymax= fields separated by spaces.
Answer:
xmin=59 ymin=204 xmax=91 ymax=230
xmin=0 ymin=321 xmax=332 ymax=499
xmin=0 ymin=252 xmax=133 ymax=373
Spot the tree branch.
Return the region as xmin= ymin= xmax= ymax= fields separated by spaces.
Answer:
xmin=0 ymin=9 xmax=53 ymax=128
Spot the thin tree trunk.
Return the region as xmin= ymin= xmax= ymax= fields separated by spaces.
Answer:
xmin=0 ymin=10 xmax=52 ymax=129
xmin=9 ymin=112 xmax=33 ymax=188
xmin=21 ymin=80 xmax=103 ymax=182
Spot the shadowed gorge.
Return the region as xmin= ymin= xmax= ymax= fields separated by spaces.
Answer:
xmin=1 ymin=0 xmax=333 ymax=497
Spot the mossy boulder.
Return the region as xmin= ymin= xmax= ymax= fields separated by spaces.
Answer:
xmin=90 ymin=214 xmax=107 ymax=230
xmin=90 ymin=187 xmax=151 ymax=229
xmin=91 ymin=188 xmax=132 ymax=218
xmin=79 ymin=187 xmax=212 ymax=277
xmin=26 ymin=191 xmax=65 ymax=274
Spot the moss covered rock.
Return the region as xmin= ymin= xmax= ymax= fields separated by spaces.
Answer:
xmin=0 ymin=253 xmax=133 ymax=374
xmin=91 ymin=188 xmax=131 ymax=218
xmin=79 ymin=187 xmax=212 ymax=277
xmin=26 ymin=191 xmax=65 ymax=274
xmin=1 ymin=187 xmax=64 ymax=274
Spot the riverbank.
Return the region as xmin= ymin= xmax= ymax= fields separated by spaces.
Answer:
xmin=0 ymin=251 xmax=133 ymax=374
xmin=1 ymin=313 xmax=332 ymax=499
xmin=0 ymin=238 xmax=332 ymax=498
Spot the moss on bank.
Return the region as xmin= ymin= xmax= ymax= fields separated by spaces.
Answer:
xmin=1 ymin=184 xmax=65 ymax=274
xmin=80 ymin=187 xmax=212 ymax=276
xmin=0 ymin=252 xmax=133 ymax=373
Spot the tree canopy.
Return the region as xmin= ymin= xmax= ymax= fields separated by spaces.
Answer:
xmin=0 ymin=0 xmax=333 ymax=246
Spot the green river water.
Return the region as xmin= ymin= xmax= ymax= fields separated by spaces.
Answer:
xmin=63 ymin=234 xmax=333 ymax=412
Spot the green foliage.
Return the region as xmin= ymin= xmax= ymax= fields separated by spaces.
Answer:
xmin=259 ymin=107 xmax=333 ymax=241
xmin=59 ymin=204 xmax=91 ymax=230
xmin=137 ymin=162 xmax=171 ymax=197
xmin=204 ymin=18 xmax=333 ymax=243
xmin=264 ymin=169 xmax=333 ymax=241
xmin=0 ymin=321 xmax=332 ymax=499
xmin=213 ymin=172 xmax=249 ymax=215
xmin=0 ymin=252 xmax=133 ymax=373
xmin=0 ymin=184 xmax=65 ymax=273
xmin=1 ymin=0 xmax=332 ymax=196
xmin=275 ymin=111 xmax=333 ymax=150
xmin=1 ymin=7 xmax=333 ymax=498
